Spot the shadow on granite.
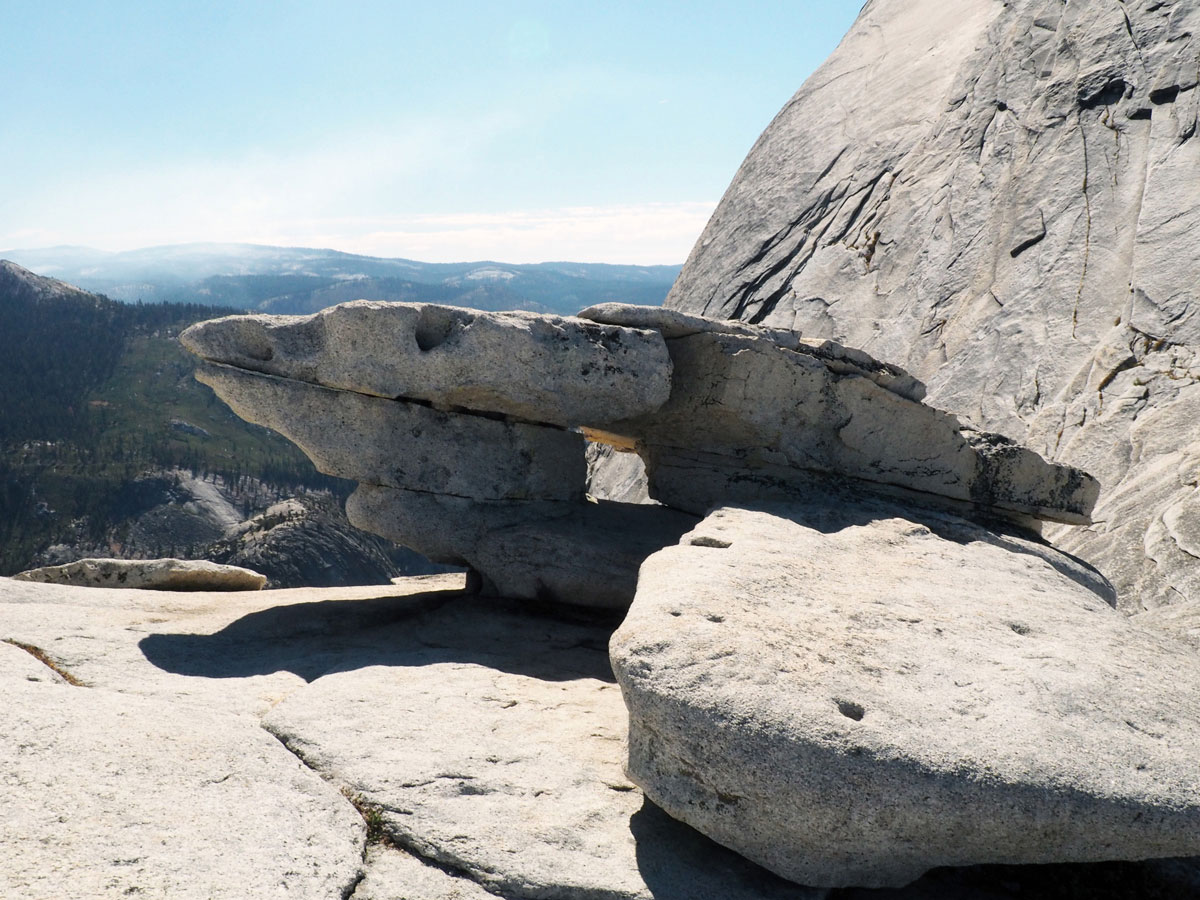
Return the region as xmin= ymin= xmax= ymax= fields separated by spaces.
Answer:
xmin=139 ymin=588 xmax=617 ymax=684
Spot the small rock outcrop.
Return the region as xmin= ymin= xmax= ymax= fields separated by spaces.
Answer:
xmin=182 ymin=300 xmax=1094 ymax=608
xmin=13 ymin=557 xmax=267 ymax=591
xmin=206 ymin=496 xmax=449 ymax=588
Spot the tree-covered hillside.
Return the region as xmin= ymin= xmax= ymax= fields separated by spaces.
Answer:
xmin=0 ymin=261 xmax=343 ymax=573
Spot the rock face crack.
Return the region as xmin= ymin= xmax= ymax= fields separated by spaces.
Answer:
xmin=1 ymin=638 xmax=87 ymax=686
xmin=260 ymin=727 xmax=368 ymax=898
xmin=262 ymin=723 xmax=523 ymax=899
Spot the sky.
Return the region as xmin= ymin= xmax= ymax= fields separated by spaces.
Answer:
xmin=0 ymin=1 xmax=863 ymax=264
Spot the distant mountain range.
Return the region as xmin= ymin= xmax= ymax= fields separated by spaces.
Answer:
xmin=2 ymin=243 xmax=681 ymax=317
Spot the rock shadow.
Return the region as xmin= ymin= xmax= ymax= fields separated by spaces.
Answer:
xmin=138 ymin=587 xmax=618 ymax=685
xmin=829 ymin=855 xmax=1200 ymax=900
xmin=630 ymin=792 xmax=1199 ymax=899
xmin=629 ymin=797 xmax=822 ymax=899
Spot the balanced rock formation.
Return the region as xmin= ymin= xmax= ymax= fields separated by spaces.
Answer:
xmin=182 ymin=302 xmax=694 ymax=608
xmin=662 ymin=0 xmax=1200 ymax=612
xmin=13 ymin=557 xmax=266 ymax=591
xmin=183 ymin=300 xmax=1094 ymax=608
xmin=611 ymin=496 xmax=1200 ymax=888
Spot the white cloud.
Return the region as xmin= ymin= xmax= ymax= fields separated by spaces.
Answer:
xmin=287 ymin=203 xmax=715 ymax=264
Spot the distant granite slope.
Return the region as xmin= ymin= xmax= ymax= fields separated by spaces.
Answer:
xmin=666 ymin=0 xmax=1200 ymax=611
xmin=0 ymin=259 xmax=104 ymax=306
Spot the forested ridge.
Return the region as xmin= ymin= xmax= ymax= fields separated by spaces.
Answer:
xmin=0 ymin=261 xmax=342 ymax=572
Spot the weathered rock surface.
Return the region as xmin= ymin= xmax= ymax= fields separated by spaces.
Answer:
xmin=347 ymin=485 xmax=698 ymax=609
xmin=579 ymin=302 xmax=927 ymax=402
xmin=0 ymin=575 xmax=819 ymax=900
xmin=585 ymin=442 xmax=653 ymax=504
xmin=13 ymin=556 xmax=267 ymax=591
xmin=181 ymin=300 xmax=673 ymax=428
xmin=581 ymin=310 xmax=1097 ymax=524
xmin=611 ymin=500 xmax=1200 ymax=888
xmin=353 ymin=845 xmax=501 ymax=900
xmin=0 ymin=580 xmax=388 ymax=900
xmin=662 ymin=0 xmax=1200 ymax=609
xmin=261 ymin=594 xmax=820 ymax=900
xmin=197 ymin=362 xmax=585 ymax=502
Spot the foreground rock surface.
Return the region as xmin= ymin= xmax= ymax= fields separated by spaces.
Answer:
xmin=13 ymin=557 xmax=267 ymax=591
xmin=0 ymin=575 xmax=816 ymax=899
xmin=262 ymin=598 xmax=817 ymax=900
xmin=661 ymin=0 xmax=1200 ymax=609
xmin=611 ymin=500 xmax=1200 ymax=888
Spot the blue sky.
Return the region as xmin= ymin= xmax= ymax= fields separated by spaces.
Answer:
xmin=1 ymin=1 xmax=862 ymax=263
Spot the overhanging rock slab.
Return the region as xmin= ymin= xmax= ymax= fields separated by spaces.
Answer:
xmin=347 ymin=485 xmax=698 ymax=609
xmin=198 ymin=362 xmax=585 ymax=502
xmin=182 ymin=300 xmax=672 ymax=428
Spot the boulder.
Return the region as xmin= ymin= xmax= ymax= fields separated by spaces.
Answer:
xmin=181 ymin=300 xmax=673 ymax=428
xmin=183 ymin=298 xmax=1099 ymax=604
xmin=658 ymin=0 xmax=1200 ymax=609
xmin=610 ymin=499 xmax=1200 ymax=888
xmin=13 ymin=557 xmax=267 ymax=591
xmin=590 ymin=323 xmax=1097 ymax=524
xmin=197 ymin=362 xmax=585 ymax=502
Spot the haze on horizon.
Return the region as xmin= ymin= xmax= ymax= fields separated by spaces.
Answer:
xmin=1 ymin=1 xmax=860 ymax=266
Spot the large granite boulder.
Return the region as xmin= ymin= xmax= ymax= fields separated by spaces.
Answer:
xmin=610 ymin=498 xmax=1200 ymax=888
xmin=661 ymin=0 xmax=1200 ymax=610
xmin=580 ymin=304 xmax=1097 ymax=524
xmin=196 ymin=362 xmax=585 ymax=502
